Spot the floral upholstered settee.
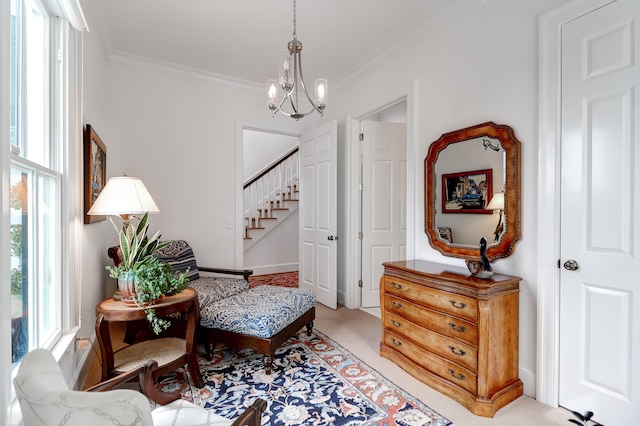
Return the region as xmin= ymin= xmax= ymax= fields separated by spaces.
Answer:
xmin=107 ymin=240 xmax=253 ymax=342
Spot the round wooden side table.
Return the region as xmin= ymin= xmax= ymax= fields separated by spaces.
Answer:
xmin=95 ymin=287 xmax=204 ymax=403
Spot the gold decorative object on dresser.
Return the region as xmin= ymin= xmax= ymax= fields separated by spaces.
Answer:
xmin=380 ymin=259 xmax=523 ymax=417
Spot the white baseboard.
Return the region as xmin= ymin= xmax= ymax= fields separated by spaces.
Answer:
xmin=70 ymin=334 xmax=97 ymax=390
xmin=359 ymin=306 xmax=381 ymax=318
xmin=249 ymin=263 xmax=298 ymax=276
xmin=519 ymin=365 xmax=536 ymax=397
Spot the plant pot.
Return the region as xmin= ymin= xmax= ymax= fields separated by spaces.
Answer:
xmin=117 ymin=270 xmax=136 ymax=301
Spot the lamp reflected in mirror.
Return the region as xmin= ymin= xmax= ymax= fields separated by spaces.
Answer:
xmin=486 ymin=192 xmax=505 ymax=242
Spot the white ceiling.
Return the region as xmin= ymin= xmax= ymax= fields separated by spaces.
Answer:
xmin=90 ymin=0 xmax=459 ymax=87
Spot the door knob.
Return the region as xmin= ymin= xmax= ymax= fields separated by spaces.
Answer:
xmin=563 ymin=259 xmax=579 ymax=271
xmin=327 ymin=235 xmax=338 ymax=241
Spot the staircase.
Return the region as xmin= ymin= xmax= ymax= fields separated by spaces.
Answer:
xmin=244 ymin=147 xmax=299 ymax=250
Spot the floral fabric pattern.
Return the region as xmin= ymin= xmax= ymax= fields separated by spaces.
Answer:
xmin=157 ymin=330 xmax=452 ymax=426
xmin=199 ymin=285 xmax=316 ymax=337
xmin=191 ymin=277 xmax=249 ymax=308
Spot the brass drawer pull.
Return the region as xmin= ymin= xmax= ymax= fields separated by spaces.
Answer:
xmin=448 ymin=323 xmax=467 ymax=333
xmin=391 ymin=301 xmax=403 ymax=309
xmin=449 ymin=345 xmax=466 ymax=356
xmin=391 ymin=282 xmax=403 ymax=290
xmin=449 ymin=300 xmax=467 ymax=309
xmin=391 ymin=319 xmax=402 ymax=327
xmin=448 ymin=369 xmax=466 ymax=381
xmin=391 ymin=337 xmax=402 ymax=347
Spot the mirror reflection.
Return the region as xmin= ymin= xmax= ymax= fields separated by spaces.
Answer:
xmin=435 ymin=136 xmax=505 ymax=247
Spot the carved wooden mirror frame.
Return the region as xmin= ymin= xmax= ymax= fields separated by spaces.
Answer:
xmin=425 ymin=122 xmax=521 ymax=261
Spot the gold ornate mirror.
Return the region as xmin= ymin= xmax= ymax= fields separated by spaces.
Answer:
xmin=425 ymin=122 xmax=521 ymax=261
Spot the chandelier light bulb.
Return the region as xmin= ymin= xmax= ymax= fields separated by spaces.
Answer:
xmin=265 ymin=79 xmax=279 ymax=110
xmin=315 ymin=79 xmax=327 ymax=108
xmin=279 ymin=55 xmax=293 ymax=91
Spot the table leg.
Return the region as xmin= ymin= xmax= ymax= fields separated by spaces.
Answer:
xmin=95 ymin=314 xmax=114 ymax=381
xmin=186 ymin=298 xmax=204 ymax=388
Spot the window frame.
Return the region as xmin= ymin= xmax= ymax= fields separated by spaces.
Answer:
xmin=2 ymin=0 xmax=84 ymax=422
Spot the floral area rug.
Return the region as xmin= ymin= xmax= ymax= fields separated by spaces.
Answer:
xmin=248 ymin=271 xmax=298 ymax=289
xmin=157 ymin=330 xmax=452 ymax=426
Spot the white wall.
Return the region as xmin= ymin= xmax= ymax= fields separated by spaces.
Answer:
xmin=244 ymin=210 xmax=299 ymax=275
xmin=77 ymin=0 xmax=572 ymax=399
xmin=243 ymin=130 xmax=298 ymax=181
xmin=321 ymin=0 xmax=571 ymax=397
xmin=78 ymin=0 xmax=309 ymax=340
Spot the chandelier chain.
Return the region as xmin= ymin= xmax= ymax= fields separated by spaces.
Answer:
xmin=292 ymin=0 xmax=297 ymax=40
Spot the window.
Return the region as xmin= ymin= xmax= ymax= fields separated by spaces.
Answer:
xmin=9 ymin=0 xmax=62 ymax=368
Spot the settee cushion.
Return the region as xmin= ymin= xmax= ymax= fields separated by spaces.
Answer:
xmin=190 ymin=276 xmax=249 ymax=307
xmin=200 ymin=285 xmax=316 ymax=338
xmin=156 ymin=240 xmax=200 ymax=281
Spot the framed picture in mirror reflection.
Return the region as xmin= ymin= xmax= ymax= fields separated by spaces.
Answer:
xmin=441 ymin=168 xmax=493 ymax=214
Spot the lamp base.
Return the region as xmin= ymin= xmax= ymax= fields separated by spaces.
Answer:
xmin=112 ymin=289 xmax=123 ymax=301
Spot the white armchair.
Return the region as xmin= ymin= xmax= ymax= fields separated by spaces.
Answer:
xmin=14 ymin=348 xmax=266 ymax=426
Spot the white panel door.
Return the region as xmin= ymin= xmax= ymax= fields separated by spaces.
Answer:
xmin=559 ymin=0 xmax=640 ymax=423
xmin=299 ymin=120 xmax=337 ymax=309
xmin=360 ymin=121 xmax=407 ymax=307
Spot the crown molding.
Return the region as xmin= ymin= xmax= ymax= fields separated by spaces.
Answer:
xmin=108 ymin=50 xmax=263 ymax=92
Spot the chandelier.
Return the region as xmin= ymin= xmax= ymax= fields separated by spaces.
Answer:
xmin=265 ymin=0 xmax=327 ymax=120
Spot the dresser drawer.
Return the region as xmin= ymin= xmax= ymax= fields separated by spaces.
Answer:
xmin=384 ymin=295 xmax=478 ymax=347
xmin=384 ymin=330 xmax=477 ymax=394
xmin=384 ymin=312 xmax=478 ymax=371
xmin=383 ymin=276 xmax=477 ymax=322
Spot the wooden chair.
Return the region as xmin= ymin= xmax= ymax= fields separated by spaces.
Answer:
xmin=14 ymin=348 xmax=266 ymax=426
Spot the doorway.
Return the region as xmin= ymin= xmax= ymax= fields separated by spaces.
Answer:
xmin=242 ymin=128 xmax=300 ymax=276
xmin=356 ymin=100 xmax=408 ymax=314
xmin=539 ymin=0 xmax=640 ymax=423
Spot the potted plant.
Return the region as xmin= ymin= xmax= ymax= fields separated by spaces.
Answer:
xmin=132 ymin=258 xmax=189 ymax=334
xmin=132 ymin=259 xmax=189 ymax=334
xmin=105 ymin=212 xmax=188 ymax=334
xmin=105 ymin=212 xmax=168 ymax=299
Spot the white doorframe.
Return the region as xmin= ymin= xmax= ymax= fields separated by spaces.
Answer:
xmin=537 ymin=0 xmax=616 ymax=406
xmin=343 ymin=82 xmax=418 ymax=309
xmin=234 ymin=119 xmax=301 ymax=269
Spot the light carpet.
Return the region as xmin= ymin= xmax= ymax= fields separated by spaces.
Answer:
xmin=157 ymin=329 xmax=452 ymax=426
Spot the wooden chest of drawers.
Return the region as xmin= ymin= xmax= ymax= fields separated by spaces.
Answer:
xmin=380 ymin=259 xmax=523 ymax=417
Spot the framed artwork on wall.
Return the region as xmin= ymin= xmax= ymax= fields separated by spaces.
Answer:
xmin=441 ymin=168 xmax=493 ymax=214
xmin=84 ymin=124 xmax=107 ymax=224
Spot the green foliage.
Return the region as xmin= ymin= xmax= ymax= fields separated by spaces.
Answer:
xmin=11 ymin=268 xmax=23 ymax=294
xmin=10 ymin=224 xmax=23 ymax=294
xmin=131 ymin=259 xmax=189 ymax=335
xmin=134 ymin=260 xmax=189 ymax=302
xmin=105 ymin=212 xmax=169 ymax=279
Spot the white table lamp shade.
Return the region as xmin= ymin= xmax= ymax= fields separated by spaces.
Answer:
xmin=87 ymin=176 xmax=159 ymax=215
xmin=486 ymin=192 xmax=504 ymax=211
